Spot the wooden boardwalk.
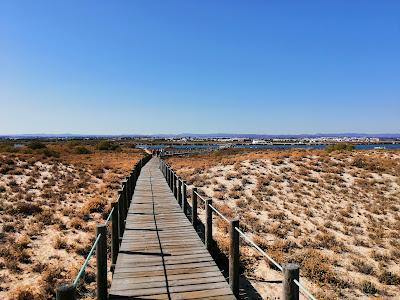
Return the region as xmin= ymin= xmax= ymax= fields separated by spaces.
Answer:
xmin=109 ymin=157 xmax=235 ymax=300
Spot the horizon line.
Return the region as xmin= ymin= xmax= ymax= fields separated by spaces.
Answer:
xmin=1 ymin=132 xmax=400 ymax=137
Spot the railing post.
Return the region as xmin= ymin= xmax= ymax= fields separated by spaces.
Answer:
xmin=126 ymin=176 xmax=130 ymax=201
xmin=111 ymin=202 xmax=119 ymax=272
xmin=170 ymin=170 xmax=173 ymax=192
xmin=120 ymin=184 xmax=126 ymax=219
xmin=173 ymin=173 xmax=178 ymax=199
xmin=229 ymin=219 xmax=240 ymax=297
xmin=124 ymin=178 xmax=130 ymax=214
xmin=129 ymin=171 xmax=133 ymax=195
xmin=131 ymin=170 xmax=136 ymax=193
xmin=282 ymin=263 xmax=299 ymax=300
xmin=96 ymin=225 xmax=107 ymax=300
xmin=170 ymin=169 xmax=174 ymax=191
xmin=166 ymin=166 xmax=169 ymax=185
xmin=56 ymin=284 xmax=76 ymax=300
xmin=182 ymin=181 xmax=187 ymax=214
xmin=118 ymin=190 xmax=124 ymax=237
xmin=191 ymin=188 xmax=197 ymax=227
xmin=166 ymin=165 xmax=169 ymax=184
xmin=169 ymin=168 xmax=172 ymax=190
xmin=177 ymin=179 xmax=182 ymax=206
xmin=205 ymin=199 xmax=213 ymax=251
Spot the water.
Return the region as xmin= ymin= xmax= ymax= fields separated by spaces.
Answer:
xmin=137 ymin=143 xmax=400 ymax=150
xmin=236 ymin=144 xmax=400 ymax=150
xmin=138 ymin=144 xmax=220 ymax=149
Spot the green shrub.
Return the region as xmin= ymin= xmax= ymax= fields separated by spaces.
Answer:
xmin=325 ymin=143 xmax=354 ymax=152
xmin=378 ymin=271 xmax=400 ymax=285
xmin=96 ymin=140 xmax=120 ymax=151
xmin=361 ymin=281 xmax=378 ymax=294
xmin=14 ymin=202 xmax=43 ymax=216
xmin=353 ymin=259 xmax=374 ymax=275
xmin=74 ymin=146 xmax=91 ymax=154
xmin=27 ymin=141 xmax=46 ymax=150
xmin=41 ymin=148 xmax=60 ymax=158
xmin=0 ymin=142 xmax=16 ymax=153
xmin=67 ymin=140 xmax=82 ymax=148
xmin=352 ymin=157 xmax=366 ymax=168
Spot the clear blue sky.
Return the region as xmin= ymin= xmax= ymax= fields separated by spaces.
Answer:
xmin=0 ymin=1 xmax=399 ymax=135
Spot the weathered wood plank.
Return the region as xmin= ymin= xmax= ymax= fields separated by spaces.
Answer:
xmin=113 ymin=270 xmax=224 ymax=283
xmin=112 ymin=281 xmax=230 ymax=296
xmin=113 ymin=265 xmax=222 ymax=279
xmin=111 ymin=275 xmax=226 ymax=291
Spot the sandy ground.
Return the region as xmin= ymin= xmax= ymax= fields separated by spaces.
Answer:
xmin=0 ymin=148 xmax=143 ymax=300
xmin=166 ymin=148 xmax=400 ymax=300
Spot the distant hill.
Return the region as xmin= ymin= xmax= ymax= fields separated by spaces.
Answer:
xmin=1 ymin=133 xmax=399 ymax=139
xmin=152 ymin=133 xmax=400 ymax=139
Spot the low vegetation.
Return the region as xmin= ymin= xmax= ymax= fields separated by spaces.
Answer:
xmin=96 ymin=140 xmax=120 ymax=151
xmin=166 ymin=148 xmax=400 ymax=299
xmin=0 ymin=140 xmax=144 ymax=299
xmin=325 ymin=143 xmax=355 ymax=152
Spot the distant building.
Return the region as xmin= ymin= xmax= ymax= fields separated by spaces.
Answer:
xmin=252 ymin=139 xmax=270 ymax=145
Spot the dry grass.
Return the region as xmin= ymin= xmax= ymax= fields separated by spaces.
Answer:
xmin=167 ymin=148 xmax=400 ymax=299
xmin=0 ymin=140 xmax=144 ymax=299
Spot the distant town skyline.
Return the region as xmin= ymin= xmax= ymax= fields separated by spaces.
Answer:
xmin=1 ymin=132 xmax=399 ymax=139
xmin=1 ymin=1 xmax=399 ymax=134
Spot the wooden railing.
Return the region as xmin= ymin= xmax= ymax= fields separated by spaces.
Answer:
xmin=159 ymin=159 xmax=317 ymax=300
xmin=55 ymin=154 xmax=152 ymax=300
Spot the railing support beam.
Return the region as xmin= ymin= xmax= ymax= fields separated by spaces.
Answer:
xmin=191 ymin=188 xmax=198 ymax=227
xmin=182 ymin=181 xmax=187 ymax=215
xmin=173 ymin=173 xmax=178 ymax=199
xmin=229 ymin=219 xmax=240 ymax=297
xmin=282 ymin=263 xmax=299 ymax=300
xmin=124 ymin=178 xmax=129 ymax=215
xmin=205 ymin=199 xmax=213 ymax=251
xmin=111 ymin=202 xmax=119 ymax=272
xmin=56 ymin=284 xmax=76 ymax=300
xmin=177 ymin=179 xmax=182 ymax=206
xmin=96 ymin=225 xmax=107 ymax=300
xmin=166 ymin=165 xmax=170 ymax=186
xmin=118 ymin=189 xmax=124 ymax=236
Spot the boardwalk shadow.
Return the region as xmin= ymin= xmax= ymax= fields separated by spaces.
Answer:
xmin=129 ymin=212 xmax=160 ymax=215
xmin=119 ymin=250 xmax=171 ymax=257
xmin=111 ymin=297 xmax=163 ymax=300
xmin=124 ymin=228 xmax=163 ymax=231
xmin=185 ymin=205 xmax=263 ymax=300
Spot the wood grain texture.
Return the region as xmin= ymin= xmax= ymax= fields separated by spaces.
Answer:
xmin=110 ymin=157 xmax=235 ymax=300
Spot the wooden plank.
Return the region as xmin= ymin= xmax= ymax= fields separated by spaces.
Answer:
xmin=114 ymin=261 xmax=219 ymax=273
xmin=113 ymin=270 xmax=224 ymax=283
xmin=169 ymin=288 xmax=236 ymax=300
xmin=112 ymin=281 xmax=229 ymax=296
xmin=113 ymin=266 xmax=222 ymax=279
xmin=115 ymin=256 xmax=216 ymax=268
xmin=111 ymin=275 xmax=226 ymax=291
